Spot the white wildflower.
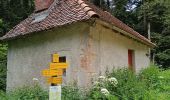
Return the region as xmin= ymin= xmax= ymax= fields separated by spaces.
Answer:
xmin=99 ymin=76 xmax=106 ymax=79
xmin=101 ymin=88 xmax=110 ymax=96
xmin=32 ymin=78 xmax=39 ymax=81
xmin=98 ymin=76 xmax=106 ymax=82
xmin=108 ymin=77 xmax=118 ymax=86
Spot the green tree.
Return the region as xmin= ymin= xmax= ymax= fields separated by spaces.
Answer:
xmin=0 ymin=0 xmax=34 ymax=35
xmin=90 ymin=0 xmax=111 ymax=10
xmin=0 ymin=19 xmax=7 ymax=91
xmin=0 ymin=0 xmax=34 ymax=91
xmin=91 ymin=0 xmax=170 ymax=68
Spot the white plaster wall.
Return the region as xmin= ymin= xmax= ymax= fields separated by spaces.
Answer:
xmin=7 ymin=22 xmax=90 ymax=90
xmin=6 ymin=20 xmax=150 ymax=90
xmin=89 ymin=22 xmax=150 ymax=75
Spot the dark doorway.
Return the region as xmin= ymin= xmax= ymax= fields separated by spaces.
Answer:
xmin=128 ymin=50 xmax=135 ymax=71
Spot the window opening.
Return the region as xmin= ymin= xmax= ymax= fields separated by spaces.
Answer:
xmin=59 ymin=56 xmax=66 ymax=76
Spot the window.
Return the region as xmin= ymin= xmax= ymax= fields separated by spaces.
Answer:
xmin=128 ymin=50 xmax=135 ymax=71
xmin=59 ymin=56 xmax=66 ymax=76
xmin=31 ymin=11 xmax=49 ymax=23
xmin=59 ymin=56 xmax=66 ymax=62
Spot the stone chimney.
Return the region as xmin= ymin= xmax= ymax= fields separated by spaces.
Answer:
xmin=35 ymin=0 xmax=54 ymax=12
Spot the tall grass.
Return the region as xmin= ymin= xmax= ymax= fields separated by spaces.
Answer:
xmin=0 ymin=86 xmax=48 ymax=100
xmin=0 ymin=65 xmax=169 ymax=100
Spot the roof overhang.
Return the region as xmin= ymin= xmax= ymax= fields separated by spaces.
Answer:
xmin=95 ymin=19 xmax=156 ymax=48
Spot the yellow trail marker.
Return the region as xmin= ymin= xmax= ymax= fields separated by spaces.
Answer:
xmin=50 ymin=63 xmax=68 ymax=69
xmin=52 ymin=54 xmax=59 ymax=63
xmin=48 ymin=77 xmax=62 ymax=84
xmin=42 ymin=69 xmax=63 ymax=76
xmin=41 ymin=53 xmax=69 ymax=100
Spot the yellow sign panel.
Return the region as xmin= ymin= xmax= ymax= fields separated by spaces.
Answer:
xmin=42 ymin=69 xmax=63 ymax=76
xmin=50 ymin=63 xmax=68 ymax=69
xmin=52 ymin=54 xmax=59 ymax=63
xmin=48 ymin=77 xmax=62 ymax=84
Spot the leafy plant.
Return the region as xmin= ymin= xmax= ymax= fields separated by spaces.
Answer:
xmin=62 ymin=85 xmax=86 ymax=100
xmin=6 ymin=85 xmax=48 ymax=100
xmin=139 ymin=65 xmax=160 ymax=89
xmin=108 ymin=68 xmax=147 ymax=100
xmin=0 ymin=66 xmax=169 ymax=100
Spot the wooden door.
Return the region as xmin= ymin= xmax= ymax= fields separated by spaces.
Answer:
xmin=128 ymin=50 xmax=134 ymax=71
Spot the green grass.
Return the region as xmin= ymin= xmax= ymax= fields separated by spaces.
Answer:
xmin=0 ymin=86 xmax=48 ymax=100
xmin=0 ymin=66 xmax=169 ymax=100
xmin=159 ymin=70 xmax=170 ymax=79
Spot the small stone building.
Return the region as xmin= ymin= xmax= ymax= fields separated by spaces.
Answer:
xmin=0 ymin=0 xmax=155 ymax=90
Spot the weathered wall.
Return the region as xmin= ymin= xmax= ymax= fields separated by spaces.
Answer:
xmin=7 ymin=22 xmax=90 ymax=90
xmin=88 ymin=20 xmax=150 ymax=76
xmin=7 ymin=20 xmax=150 ymax=90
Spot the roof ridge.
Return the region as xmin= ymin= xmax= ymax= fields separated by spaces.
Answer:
xmin=75 ymin=0 xmax=99 ymax=17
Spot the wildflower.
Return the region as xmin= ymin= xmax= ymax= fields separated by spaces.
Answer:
xmin=32 ymin=78 xmax=39 ymax=81
xmin=98 ymin=76 xmax=106 ymax=82
xmin=101 ymin=88 xmax=110 ymax=96
xmin=108 ymin=77 xmax=118 ymax=86
xmin=99 ymin=76 xmax=106 ymax=79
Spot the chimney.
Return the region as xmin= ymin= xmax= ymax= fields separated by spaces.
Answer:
xmin=35 ymin=0 xmax=54 ymax=12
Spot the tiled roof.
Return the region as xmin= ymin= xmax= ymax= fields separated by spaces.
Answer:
xmin=0 ymin=0 xmax=155 ymax=47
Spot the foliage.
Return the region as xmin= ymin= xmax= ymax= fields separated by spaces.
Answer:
xmin=0 ymin=0 xmax=34 ymax=92
xmin=139 ymin=65 xmax=160 ymax=89
xmin=90 ymin=0 xmax=115 ymax=11
xmin=4 ymin=86 xmax=48 ymax=100
xmin=87 ymin=66 xmax=170 ymax=100
xmin=0 ymin=0 xmax=34 ymax=35
xmin=92 ymin=0 xmax=170 ymax=68
xmin=0 ymin=63 xmax=6 ymax=91
xmin=62 ymin=85 xmax=86 ymax=100
xmin=87 ymin=76 xmax=118 ymax=100
xmin=0 ymin=66 xmax=169 ymax=99
xmin=107 ymin=69 xmax=146 ymax=100
xmin=0 ymin=43 xmax=7 ymax=91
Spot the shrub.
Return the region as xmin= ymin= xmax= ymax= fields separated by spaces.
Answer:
xmin=0 ymin=90 xmax=7 ymax=100
xmin=107 ymin=68 xmax=147 ymax=100
xmin=0 ymin=65 xmax=169 ymax=100
xmin=0 ymin=43 xmax=7 ymax=91
xmin=87 ymin=75 xmax=118 ymax=100
xmin=6 ymin=86 xmax=48 ymax=100
xmin=157 ymin=69 xmax=170 ymax=92
xmin=139 ymin=65 xmax=160 ymax=89
xmin=0 ymin=63 xmax=7 ymax=91
xmin=62 ymin=85 xmax=86 ymax=100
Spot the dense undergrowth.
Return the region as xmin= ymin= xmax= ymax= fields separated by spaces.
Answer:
xmin=0 ymin=65 xmax=170 ymax=100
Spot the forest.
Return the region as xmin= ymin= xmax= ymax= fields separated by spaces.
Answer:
xmin=0 ymin=0 xmax=169 ymax=94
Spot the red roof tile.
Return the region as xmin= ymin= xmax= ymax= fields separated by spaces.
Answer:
xmin=0 ymin=0 xmax=155 ymax=47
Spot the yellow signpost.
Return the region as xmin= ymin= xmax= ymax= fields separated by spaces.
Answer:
xmin=42 ymin=53 xmax=68 ymax=100
xmin=42 ymin=69 xmax=63 ymax=77
xmin=52 ymin=54 xmax=59 ymax=63
xmin=50 ymin=63 xmax=68 ymax=69
xmin=47 ymin=77 xmax=62 ymax=84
